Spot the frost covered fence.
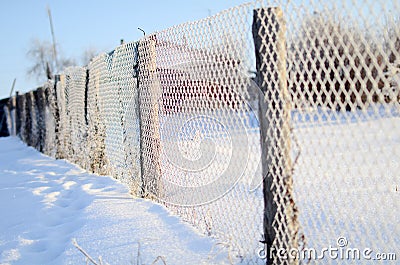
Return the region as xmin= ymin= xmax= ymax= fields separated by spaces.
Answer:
xmin=4 ymin=0 xmax=400 ymax=264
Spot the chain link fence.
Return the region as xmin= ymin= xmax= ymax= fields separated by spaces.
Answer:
xmin=3 ymin=0 xmax=400 ymax=264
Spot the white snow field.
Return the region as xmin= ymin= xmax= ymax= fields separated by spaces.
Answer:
xmin=1 ymin=105 xmax=399 ymax=265
xmin=291 ymin=107 xmax=400 ymax=264
xmin=0 ymin=137 xmax=229 ymax=265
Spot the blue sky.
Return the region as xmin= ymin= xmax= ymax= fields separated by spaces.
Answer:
xmin=0 ymin=0 xmax=252 ymax=99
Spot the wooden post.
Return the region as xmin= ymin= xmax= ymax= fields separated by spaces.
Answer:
xmin=52 ymin=76 xmax=62 ymax=158
xmin=252 ymin=7 xmax=300 ymax=264
xmin=9 ymin=96 xmax=16 ymax=136
xmin=0 ymin=99 xmax=9 ymax=137
xmin=84 ymin=69 xmax=90 ymax=126
xmin=54 ymin=74 xmax=67 ymax=159
xmin=134 ymin=41 xmax=146 ymax=197
xmin=33 ymin=89 xmax=43 ymax=151
xmin=0 ymin=79 xmax=17 ymax=136
xmin=138 ymin=35 xmax=162 ymax=199
xmin=9 ymin=82 xmax=16 ymax=136
xmin=25 ymin=92 xmax=33 ymax=146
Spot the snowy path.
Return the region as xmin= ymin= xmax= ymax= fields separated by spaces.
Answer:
xmin=0 ymin=137 xmax=228 ymax=265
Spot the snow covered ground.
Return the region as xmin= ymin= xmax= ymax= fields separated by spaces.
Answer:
xmin=1 ymin=104 xmax=399 ymax=265
xmin=291 ymin=107 xmax=400 ymax=264
xmin=0 ymin=137 xmax=229 ymax=265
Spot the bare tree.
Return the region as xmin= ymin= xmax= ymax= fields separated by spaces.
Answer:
xmin=288 ymin=11 xmax=387 ymax=110
xmin=385 ymin=16 xmax=400 ymax=65
xmin=27 ymin=39 xmax=54 ymax=81
xmin=26 ymin=38 xmax=76 ymax=82
xmin=384 ymin=16 xmax=400 ymax=102
xmin=81 ymin=47 xmax=98 ymax=66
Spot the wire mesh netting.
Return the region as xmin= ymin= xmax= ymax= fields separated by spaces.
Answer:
xmin=86 ymin=54 xmax=108 ymax=175
xmin=4 ymin=0 xmax=400 ymax=264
